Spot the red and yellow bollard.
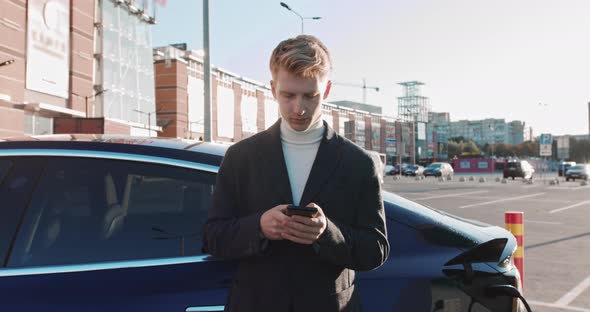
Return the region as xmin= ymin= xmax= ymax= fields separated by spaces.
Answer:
xmin=505 ymin=211 xmax=524 ymax=291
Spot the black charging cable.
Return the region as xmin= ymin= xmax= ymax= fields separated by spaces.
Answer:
xmin=486 ymin=284 xmax=533 ymax=312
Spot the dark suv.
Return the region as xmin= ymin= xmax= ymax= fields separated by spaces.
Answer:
xmin=503 ymin=160 xmax=535 ymax=180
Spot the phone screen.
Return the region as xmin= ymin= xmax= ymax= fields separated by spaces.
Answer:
xmin=285 ymin=205 xmax=319 ymax=218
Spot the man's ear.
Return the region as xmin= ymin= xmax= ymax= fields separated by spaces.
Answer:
xmin=271 ymin=80 xmax=277 ymax=99
xmin=323 ymin=80 xmax=332 ymax=100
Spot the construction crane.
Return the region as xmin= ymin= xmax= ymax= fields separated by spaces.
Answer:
xmin=332 ymin=78 xmax=379 ymax=104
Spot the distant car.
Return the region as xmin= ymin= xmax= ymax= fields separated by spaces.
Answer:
xmin=389 ymin=164 xmax=408 ymax=175
xmin=558 ymin=161 xmax=576 ymax=177
xmin=423 ymin=162 xmax=454 ymax=178
xmin=503 ymin=160 xmax=535 ymax=180
xmin=403 ymin=165 xmax=424 ymax=176
xmin=0 ymin=135 xmax=527 ymax=311
xmin=565 ymin=164 xmax=589 ymax=181
xmin=385 ymin=164 xmax=395 ymax=175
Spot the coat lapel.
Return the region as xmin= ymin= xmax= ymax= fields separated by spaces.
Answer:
xmin=258 ymin=119 xmax=294 ymax=204
xmin=299 ymin=121 xmax=343 ymax=207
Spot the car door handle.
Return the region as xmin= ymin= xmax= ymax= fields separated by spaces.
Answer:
xmin=185 ymin=306 xmax=225 ymax=312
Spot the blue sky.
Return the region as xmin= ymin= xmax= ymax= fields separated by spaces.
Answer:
xmin=152 ymin=0 xmax=590 ymax=136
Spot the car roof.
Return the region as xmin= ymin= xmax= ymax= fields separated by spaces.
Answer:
xmin=0 ymin=134 xmax=229 ymax=166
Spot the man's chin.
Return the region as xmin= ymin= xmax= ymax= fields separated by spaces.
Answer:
xmin=289 ymin=122 xmax=310 ymax=132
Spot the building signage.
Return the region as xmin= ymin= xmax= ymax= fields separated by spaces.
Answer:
xmin=26 ymin=0 xmax=70 ymax=98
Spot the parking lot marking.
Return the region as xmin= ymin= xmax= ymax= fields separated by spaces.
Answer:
xmin=526 ymin=220 xmax=562 ymax=225
xmin=413 ymin=191 xmax=489 ymax=201
xmin=459 ymin=193 xmax=545 ymax=209
xmin=529 ymin=300 xmax=590 ymax=312
xmin=555 ymin=274 xmax=590 ymax=306
xmin=552 ymin=185 xmax=590 ymax=191
xmin=549 ymin=200 xmax=590 ymax=214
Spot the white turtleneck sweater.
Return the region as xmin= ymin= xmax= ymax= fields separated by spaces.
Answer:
xmin=280 ymin=117 xmax=325 ymax=206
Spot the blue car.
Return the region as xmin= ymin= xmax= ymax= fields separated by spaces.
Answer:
xmin=0 ymin=135 xmax=527 ymax=311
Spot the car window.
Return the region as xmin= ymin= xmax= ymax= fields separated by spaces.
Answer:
xmin=0 ymin=157 xmax=46 ymax=267
xmin=570 ymin=165 xmax=584 ymax=170
xmin=506 ymin=162 xmax=519 ymax=168
xmin=8 ymin=157 xmax=216 ymax=267
xmin=0 ymin=159 xmax=12 ymax=184
xmin=0 ymin=159 xmax=15 ymax=263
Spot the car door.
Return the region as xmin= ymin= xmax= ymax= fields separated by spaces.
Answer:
xmin=0 ymin=155 xmax=235 ymax=312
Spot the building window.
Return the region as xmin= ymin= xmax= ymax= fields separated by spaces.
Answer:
xmin=24 ymin=113 xmax=53 ymax=135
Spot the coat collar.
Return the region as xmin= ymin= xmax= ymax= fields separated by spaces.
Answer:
xmin=260 ymin=118 xmax=343 ymax=206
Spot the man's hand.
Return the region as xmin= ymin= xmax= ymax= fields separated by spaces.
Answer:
xmin=281 ymin=203 xmax=327 ymax=245
xmin=260 ymin=204 xmax=291 ymax=240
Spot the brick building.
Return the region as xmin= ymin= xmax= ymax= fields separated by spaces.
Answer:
xmin=0 ymin=0 xmax=157 ymax=137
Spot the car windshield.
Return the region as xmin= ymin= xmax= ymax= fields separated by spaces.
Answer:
xmin=570 ymin=165 xmax=584 ymax=170
xmin=428 ymin=163 xmax=441 ymax=168
xmin=506 ymin=162 xmax=520 ymax=168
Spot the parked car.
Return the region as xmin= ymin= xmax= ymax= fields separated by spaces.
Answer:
xmin=503 ymin=160 xmax=535 ymax=180
xmin=558 ymin=161 xmax=576 ymax=177
xmin=403 ymin=165 xmax=424 ymax=176
xmin=385 ymin=164 xmax=395 ymax=175
xmin=0 ymin=135 xmax=527 ymax=311
xmin=565 ymin=164 xmax=590 ymax=181
xmin=388 ymin=163 xmax=408 ymax=175
xmin=423 ymin=162 xmax=454 ymax=178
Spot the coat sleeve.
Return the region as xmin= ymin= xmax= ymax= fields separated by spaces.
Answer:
xmin=202 ymin=145 xmax=268 ymax=259
xmin=314 ymin=156 xmax=390 ymax=271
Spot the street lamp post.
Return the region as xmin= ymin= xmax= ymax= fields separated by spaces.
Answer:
xmin=411 ymin=119 xmax=416 ymax=165
xmin=489 ymin=125 xmax=495 ymax=176
xmin=71 ymin=89 xmax=108 ymax=117
xmin=203 ymin=0 xmax=212 ymax=142
xmin=279 ymin=2 xmax=321 ymax=34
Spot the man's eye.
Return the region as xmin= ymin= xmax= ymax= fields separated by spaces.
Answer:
xmin=283 ymin=94 xmax=295 ymax=99
xmin=305 ymin=94 xmax=318 ymax=99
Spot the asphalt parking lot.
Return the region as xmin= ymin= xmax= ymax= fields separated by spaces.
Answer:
xmin=383 ymin=173 xmax=590 ymax=312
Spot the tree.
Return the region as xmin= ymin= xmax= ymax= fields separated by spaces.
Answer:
xmin=494 ymin=143 xmax=508 ymax=157
xmin=463 ymin=141 xmax=480 ymax=155
xmin=448 ymin=141 xmax=460 ymax=158
xmin=482 ymin=143 xmax=491 ymax=156
xmin=449 ymin=136 xmax=466 ymax=143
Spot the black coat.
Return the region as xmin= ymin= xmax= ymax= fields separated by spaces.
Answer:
xmin=203 ymin=119 xmax=389 ymax=312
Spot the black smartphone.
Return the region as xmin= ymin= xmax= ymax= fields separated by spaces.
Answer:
xmin=285 ymin=205 xmax=319 ymax=218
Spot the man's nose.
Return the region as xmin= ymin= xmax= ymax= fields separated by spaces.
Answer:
xmin=292 ymin=97 xmax=305 ymax=115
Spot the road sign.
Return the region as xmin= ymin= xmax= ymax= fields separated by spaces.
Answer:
xmin=540 ymin=133 xmax=552 ymax=156
xmin=386 ymin=138 xmax=397 ymax=143
xmin=540 ymin=145 xmax=552 ymax=156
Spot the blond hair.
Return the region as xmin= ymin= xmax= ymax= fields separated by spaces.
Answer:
xmin=269 ymin=35 xmax=332 ymax=80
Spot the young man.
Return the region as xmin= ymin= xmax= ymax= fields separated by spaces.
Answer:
xmin=204 ymin=35 xmax=389 ymax=312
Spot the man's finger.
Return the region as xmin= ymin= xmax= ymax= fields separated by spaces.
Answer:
xmin=281 ymin=232 xmax=313 ymax=245
xmin=287 ymin=227 xmax=320 ymax=240
xmin=291 ymin=215 xmax=320 ymax=225
xmin=285 ymin=221 xmax=318 ymax=234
